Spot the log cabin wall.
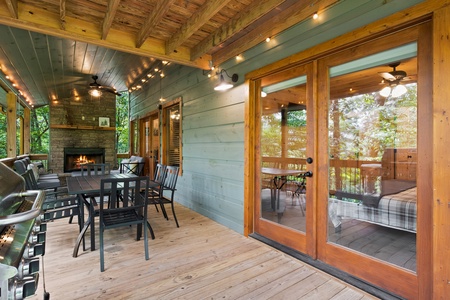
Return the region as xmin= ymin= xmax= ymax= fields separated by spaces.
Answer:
xmin=129 ymin=1 xmax=423 ymax=234
xmin=129 ymin=0 xmax=450 ymax=298
xmin=48 ymin=92 xmax=116 ymax=173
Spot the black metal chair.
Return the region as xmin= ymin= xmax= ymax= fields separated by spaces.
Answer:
xmin=151 ymin=165 xmax=180 ymax=227
xmin=98 ymin=176 xmax=150 ymax=272
xmin=289 ymin=173 xmax=307 ymax=216
xmin=146 ymin=163 xmax=167 ymax=211
xmin=119 ymin=156 xmax=145 ymax=175
xmin=80 ymin=163 xmax=111 ymax=176
xmin=21 ymin=169 xmax=81 ymax=224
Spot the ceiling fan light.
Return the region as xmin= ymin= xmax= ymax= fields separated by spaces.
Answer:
xmin=89 ymin=88 xmax=102 ymax=97
xmin=391 ymin=84 xmax=407 ymax=97
xmin=379 ymin=86 xmax=391 ymax=98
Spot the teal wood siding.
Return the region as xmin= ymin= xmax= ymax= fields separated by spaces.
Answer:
xmin=129 ymin=0 xmax=423 ymax=234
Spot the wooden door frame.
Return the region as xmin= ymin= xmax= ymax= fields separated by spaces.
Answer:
xmin=245 ymin=18 xmax=433 ymax=300
xmin=316 ymin=24 xmax=430 ymax=300
xmin=139 ymin=110 xmax=160 ymax=177
xmin=249 ymin=63 xmax=318 ymax=257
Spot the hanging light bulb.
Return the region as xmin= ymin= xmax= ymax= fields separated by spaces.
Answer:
xmin=391 ymin=84 xmax=407 ymax=97
xmin=379 ymin=84 xmax=407 ymax=98
xmin=88 ymin=88 xmax=102 ymax=97
xmin=379 ymin=86 xmax=391 ymax=98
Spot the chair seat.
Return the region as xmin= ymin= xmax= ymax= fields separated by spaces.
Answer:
xmin=102 ymin=208 xmax=143 ymax=229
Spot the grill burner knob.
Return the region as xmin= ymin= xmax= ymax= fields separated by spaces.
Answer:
xmin=17 ymin=258 xmax=40 ymax=279
xmin=23 ymin=243 xmax=45 ymax=259
xmin=10 ymin=275 xmax=38 ymax=300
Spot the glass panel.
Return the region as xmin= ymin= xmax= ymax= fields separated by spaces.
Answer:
xmin=260 ymin=75 xmax=308 ymax=232
xmin=165 ymin=104 xmax=181 ymax=167
xmin=327 ymin=47 xmax=417 ymax=272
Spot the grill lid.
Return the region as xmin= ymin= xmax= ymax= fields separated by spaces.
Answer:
xmin=0 ymin=162 xmax=25 ymax=200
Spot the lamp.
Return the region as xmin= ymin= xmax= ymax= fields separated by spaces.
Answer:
xmin=89 ymin=88 xmax=102 ymax=97
xmin=214 ymin=69 xmax=239 ymax=91
xmin=379 ymin=81 xmax=407 ymax=98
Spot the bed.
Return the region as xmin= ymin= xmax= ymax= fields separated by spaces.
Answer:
xmin=330 ymin=179 xmax=417 ymax=233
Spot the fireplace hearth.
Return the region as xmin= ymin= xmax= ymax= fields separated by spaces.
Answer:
xmin=64 ymin=147 xmax=105 ymax=172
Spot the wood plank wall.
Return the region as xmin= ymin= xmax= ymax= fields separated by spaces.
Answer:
xmin=130 ymin=0 xmax=421 ymax=235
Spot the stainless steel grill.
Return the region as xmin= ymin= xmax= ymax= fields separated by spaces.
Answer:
xmin=0 ymin=162 xmax=46 ymax=300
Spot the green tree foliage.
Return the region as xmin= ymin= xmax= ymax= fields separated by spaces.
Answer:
xmin=0 ymin=106 xmax=6 ymax=158
xmin=116 ymin=94 xmax=129 ymax=154
xmin=329 ymin=84 xmax=417 ymax=161
xmin=31 ymin=106 xmax=50 ymax=154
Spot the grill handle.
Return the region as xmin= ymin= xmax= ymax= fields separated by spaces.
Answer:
xmin=0 ymin=191 xmax=45 ymax=226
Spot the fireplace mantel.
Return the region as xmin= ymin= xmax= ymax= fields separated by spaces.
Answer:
xmin=50 ymin=124 xmax=115 ymax=131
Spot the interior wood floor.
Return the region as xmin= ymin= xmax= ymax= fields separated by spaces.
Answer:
xmin=261 ymin=189 xmax=416 ymax=272
xmin=30 ymin=203 xmax=378 ymax=299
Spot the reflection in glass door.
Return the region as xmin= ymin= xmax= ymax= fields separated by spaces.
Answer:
xmin=255 ymin=64 xmax=315 ymax=255
xmin=326 ymin=43 xmax=417 ymax=272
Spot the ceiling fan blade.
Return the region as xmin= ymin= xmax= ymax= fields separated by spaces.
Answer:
xmin=378 ymin=72 xmax=396 ymax=81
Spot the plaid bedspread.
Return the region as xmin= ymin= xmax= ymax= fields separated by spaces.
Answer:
xmin=330 ymin=187 xmax=417 ymax=232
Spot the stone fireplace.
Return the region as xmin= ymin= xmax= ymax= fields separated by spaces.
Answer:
xmin=48 ymin=93 xmax=117 ymax=173
xmin=63 ymin=147 xmax=105 ymax=172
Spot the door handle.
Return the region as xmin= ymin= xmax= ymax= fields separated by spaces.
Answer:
xmin=304 ymin=171 xmax=313 ymax=177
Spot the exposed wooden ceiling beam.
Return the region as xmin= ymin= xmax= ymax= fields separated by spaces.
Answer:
xmin=102 ymin=0 xmax=121 ymax=40
xmin=165 ymin=0 xmax=232 ymax=55
xmin=136 ymin=0 xmax=175 ymax=48
xmin=212 ymin=0 xmax=339 ymax=66
xmin=0 ymin=2 xmax=210 ymax=69
xmin=190 ymin=0 xmax=287 ymax=61
xmin=5 ymin=0 xmax=18 ymax=19
xmin=60 ymin=0 xmax=66 ymax=30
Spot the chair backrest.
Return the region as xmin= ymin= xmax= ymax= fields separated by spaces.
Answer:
xmin=153 ymin=164 xmax=167 ymax=184
xmin=163 ymin=166 xmax=179 ymax=191
xmin=81 ymin=163 xmax=110 ymax=176
xmin=14 ymin=159 xmax=27 ymax=174
xmin=21 ymin=169 xmax=39 ymax=190
xmin=99 ymin=176 xmax=149 ymax=213
xmin=120 ymin=156 xmax=145 ymax=175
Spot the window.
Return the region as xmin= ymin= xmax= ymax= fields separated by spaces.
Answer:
xmin=162 ymin=97 xmax=182 ymax=171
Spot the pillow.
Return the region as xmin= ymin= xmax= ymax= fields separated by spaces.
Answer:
xmin=127 ymin=161 xmax=138 ymax=174
xmin=27 ymin=163 xmax=40 ymax=180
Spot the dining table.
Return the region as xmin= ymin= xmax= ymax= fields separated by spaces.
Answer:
xmin=261 ymin=167 xmax=306 ymax=212
xmin=66 ymin=172 xmax=155 ymax=257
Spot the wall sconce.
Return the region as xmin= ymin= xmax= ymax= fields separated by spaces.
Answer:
xmin=214 ymin=69 xmax=239 ymax=91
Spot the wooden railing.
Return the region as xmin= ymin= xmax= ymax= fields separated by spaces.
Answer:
xmin=262 ymin=156 xmax=379 ymax=195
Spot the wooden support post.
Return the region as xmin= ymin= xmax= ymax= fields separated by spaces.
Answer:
xmin=432 ymin=5 xmax=450 ymax=299
xmin=6 ymin=92 xmax=17 ymax=158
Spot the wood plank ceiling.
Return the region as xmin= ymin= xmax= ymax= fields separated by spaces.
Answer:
xmin=0 ymin=0 xmax=339 ymax=108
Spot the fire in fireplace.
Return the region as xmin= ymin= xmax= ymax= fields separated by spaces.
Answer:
xmin=64 ymin=147 xmax=105 ymax=172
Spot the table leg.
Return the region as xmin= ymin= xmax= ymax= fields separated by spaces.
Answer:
xmin=73 ymin=215 xmax=90 ymax=257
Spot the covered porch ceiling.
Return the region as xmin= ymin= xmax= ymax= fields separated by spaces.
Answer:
xmin=0 ymin=0 xmax=339 ymax=108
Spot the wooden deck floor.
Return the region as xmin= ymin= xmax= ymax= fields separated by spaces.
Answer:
xmin=30 ymin=204 xmax=378 ymax=299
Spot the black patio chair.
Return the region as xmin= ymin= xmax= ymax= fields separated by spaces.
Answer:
xmin=21 ymin=169 xmax=81 ymax=224
xmin=98 ymin=176 xmax=150 ymax=272
xmin=151 ymin=165 xmax=180 ymax=227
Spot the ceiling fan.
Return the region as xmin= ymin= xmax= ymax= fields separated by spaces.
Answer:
xmin=89 ymin=75 xmax=121 ymax=97
xmin=378 ymin=62 xmax=409 ymax=98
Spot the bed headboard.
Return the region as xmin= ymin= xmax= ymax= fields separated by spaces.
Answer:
xmin=381 ymin=148 xmax=417 ymax=182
